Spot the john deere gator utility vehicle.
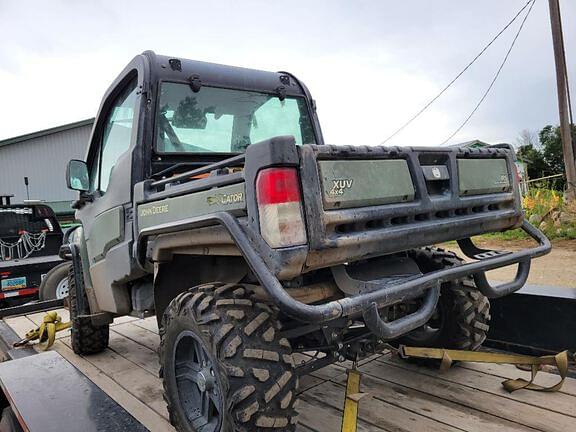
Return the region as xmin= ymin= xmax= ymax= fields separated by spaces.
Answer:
xmin=61 ymin=51 xmax=551 ymax=431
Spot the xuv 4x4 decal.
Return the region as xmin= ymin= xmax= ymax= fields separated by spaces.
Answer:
xmin=328 ymin=179 xmax=353 ymax=197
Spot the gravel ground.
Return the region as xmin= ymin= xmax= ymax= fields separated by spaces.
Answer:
xmin=444 ymin=239 xmax=576 ymax=289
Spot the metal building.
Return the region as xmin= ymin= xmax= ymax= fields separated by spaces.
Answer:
xmin=0 ymin=119 xmax=94 ymax=218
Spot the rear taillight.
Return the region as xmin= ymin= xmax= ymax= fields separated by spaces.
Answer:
xmin=256 ymin=167 xmax=307 ymax=248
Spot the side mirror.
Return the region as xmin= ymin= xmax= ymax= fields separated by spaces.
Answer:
xmin=66 ymin=159 xmax=89 ymax=192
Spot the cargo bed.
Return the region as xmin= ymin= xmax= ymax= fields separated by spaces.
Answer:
xmin=2 ymin=309 xmax=575 ymax=432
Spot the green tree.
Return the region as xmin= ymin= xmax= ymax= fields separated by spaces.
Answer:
xmin=516 ymin=129 xmax=548 ymax=180
xmin=516 ymin=143 xmax=548 ymax=180
xmin=536 ymin=124 xmax=576 ymax=190
xmin=539 ymin=125 xmax=564 ymax=175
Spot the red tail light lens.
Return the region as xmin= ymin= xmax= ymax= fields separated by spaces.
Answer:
xmin=256 ymin=167 xmax=307 ymax=248
xmin=256 ymin=168 xmax=301 ymax=204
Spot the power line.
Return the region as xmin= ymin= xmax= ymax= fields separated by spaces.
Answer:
xmin=440 ymin=0 xmax=537 ymax=146
xmin=380 ymin=0 xmax=535 ymax=145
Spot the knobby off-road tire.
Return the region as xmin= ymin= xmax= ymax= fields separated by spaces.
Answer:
xmin=39 ymin=262 xmax=71 ymax=300
xmin=402 ymin=247 xmax=491 ymax=351
xmin=160 ymin=282 xmax=299 ymax=432
xmin=69 ymin=264 xmax=109 ymax=355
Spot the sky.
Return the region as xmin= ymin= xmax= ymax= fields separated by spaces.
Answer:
xmin=0 ymin=0 xmax=574 ymax=147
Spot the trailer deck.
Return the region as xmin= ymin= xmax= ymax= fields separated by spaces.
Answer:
xmin=3 ymin=309 xmax=576 ymax=432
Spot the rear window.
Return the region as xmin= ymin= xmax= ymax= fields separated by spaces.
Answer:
xmin=0 ymin=207 xmax=58 ymax=238
xmin=155 ymin=83 xmax=316 ymax=153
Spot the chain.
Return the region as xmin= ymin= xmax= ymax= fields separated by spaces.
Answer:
xmin=0 ymin=231 xmax=46 ymax=261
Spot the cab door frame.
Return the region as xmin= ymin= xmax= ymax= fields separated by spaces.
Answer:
xmin=75 ymin=54 xmax=152 ymax=314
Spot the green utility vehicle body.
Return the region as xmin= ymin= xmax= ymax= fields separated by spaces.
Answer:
xmin=137 ymin=183 xmax=246 ymax=230
xmin=60 ymin=51 xmax=550 ymax=431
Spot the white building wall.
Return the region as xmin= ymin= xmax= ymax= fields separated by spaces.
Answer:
xmin=0 ymin=124 xmax=92 ymax=204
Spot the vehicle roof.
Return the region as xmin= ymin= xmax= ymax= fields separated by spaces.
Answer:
xmin=0 ymin=204 xmax=57 ymax=216
xmin=145 ymin=51 xmax=307 ymax=97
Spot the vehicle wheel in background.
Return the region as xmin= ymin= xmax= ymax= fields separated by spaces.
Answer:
xmin=0 ymin=406 xmax=24 ymax=432
xmin=401 ymin=247 xmax=491 ymax=351
xmin=39 ymin=262 xmax=71 ymax=300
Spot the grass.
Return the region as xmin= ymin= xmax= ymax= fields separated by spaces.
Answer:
xmin=478 ymin=188 xmax=576 ymax=241
xmin=478 ymin=229 xmax=529 ymax=242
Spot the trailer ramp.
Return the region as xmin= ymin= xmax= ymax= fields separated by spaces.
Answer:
xmin=0 ymin=350 xmax=146 ymax=431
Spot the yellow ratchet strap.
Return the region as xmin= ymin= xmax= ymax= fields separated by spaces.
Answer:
xmin=399 ymin=345 xmax=570 ymax=393
xmin=341 ymin=364 xmax=369 ymax=432
xmin=13 ymin=311 xmax=71 ymax=351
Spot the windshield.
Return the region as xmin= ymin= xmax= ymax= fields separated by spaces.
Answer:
xmin=156 ymin=82 xmax=316 ymax=153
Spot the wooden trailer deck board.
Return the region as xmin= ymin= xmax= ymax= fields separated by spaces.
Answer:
xmin=4 ymin=311 xmax=576 ymax=432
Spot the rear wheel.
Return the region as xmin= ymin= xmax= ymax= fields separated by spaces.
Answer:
xmin=39 ymin=262 xmax=71 ymax=300
xmin=159 ymin=282 xmax=299 ymax=432
xmin=69 ymin=263 xmax=109 ymax=355
xmin=402 ymin=247 xmax=491 ymax=351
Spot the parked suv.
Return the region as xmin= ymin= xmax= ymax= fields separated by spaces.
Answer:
xmin=0 ymin=200 xmax=70 ymax=306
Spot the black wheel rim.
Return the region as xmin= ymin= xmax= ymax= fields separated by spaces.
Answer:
xmin=173 ymin=331 xmax=223 ymax=431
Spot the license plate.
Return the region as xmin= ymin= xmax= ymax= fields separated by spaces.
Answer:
xmin=1 ymin=276 xmax=27 ymax=291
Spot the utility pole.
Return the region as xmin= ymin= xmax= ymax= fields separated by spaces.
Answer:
xmin=24 ymin=177 xmax=30 ymax=200
xmin=548 ymin=0 xmax=576 ymax=202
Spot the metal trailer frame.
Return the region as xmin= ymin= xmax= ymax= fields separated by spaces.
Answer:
xmin=487 ymin=284 xmax=576 ymax=357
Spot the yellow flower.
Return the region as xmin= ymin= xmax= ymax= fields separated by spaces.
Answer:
xmin=523 ymin=196 xmax=535 ymax=210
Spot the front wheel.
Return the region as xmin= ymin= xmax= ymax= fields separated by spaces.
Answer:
xmin=69 ymin=263 xmax=109 ymax=355
xmin=159 ymin=283 xmax=299 ymax=432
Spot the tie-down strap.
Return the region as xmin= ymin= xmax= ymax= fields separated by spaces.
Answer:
xmin=399 ymin=345 xmax=571 ymax=393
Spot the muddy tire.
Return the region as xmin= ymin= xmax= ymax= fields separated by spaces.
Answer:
xmin=69 ymin=264 xmax=109 ymax=355
xmin=402 ymin=247 xmax=491 ymax=351
xmin=39 ymin=262 xmax=71 ymax=300
xmin=159 ymin=282 xmax=299 ymax=432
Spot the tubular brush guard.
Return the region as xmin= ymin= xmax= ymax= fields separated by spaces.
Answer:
xmin=139 ymin=216 xmax=550 ymax=341
xmin=360 ymin=220 xmax=550 ymax=341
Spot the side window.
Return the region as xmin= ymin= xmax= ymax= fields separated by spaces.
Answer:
xmin=98 ymin=79 xmax=138 ymax=193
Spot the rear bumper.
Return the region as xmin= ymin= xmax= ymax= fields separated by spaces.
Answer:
xmin=138 ymin=213 xmax=550 ymax=340
xmin=0 ymin=255 xmax=63 ymax=299
xmin=300 ymin=144 xmax=525 ymax=271
xmin=0 ymin=287 xmax=39 ymax=301
xmin=0 ymin=255 xmax=63 ymax=271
